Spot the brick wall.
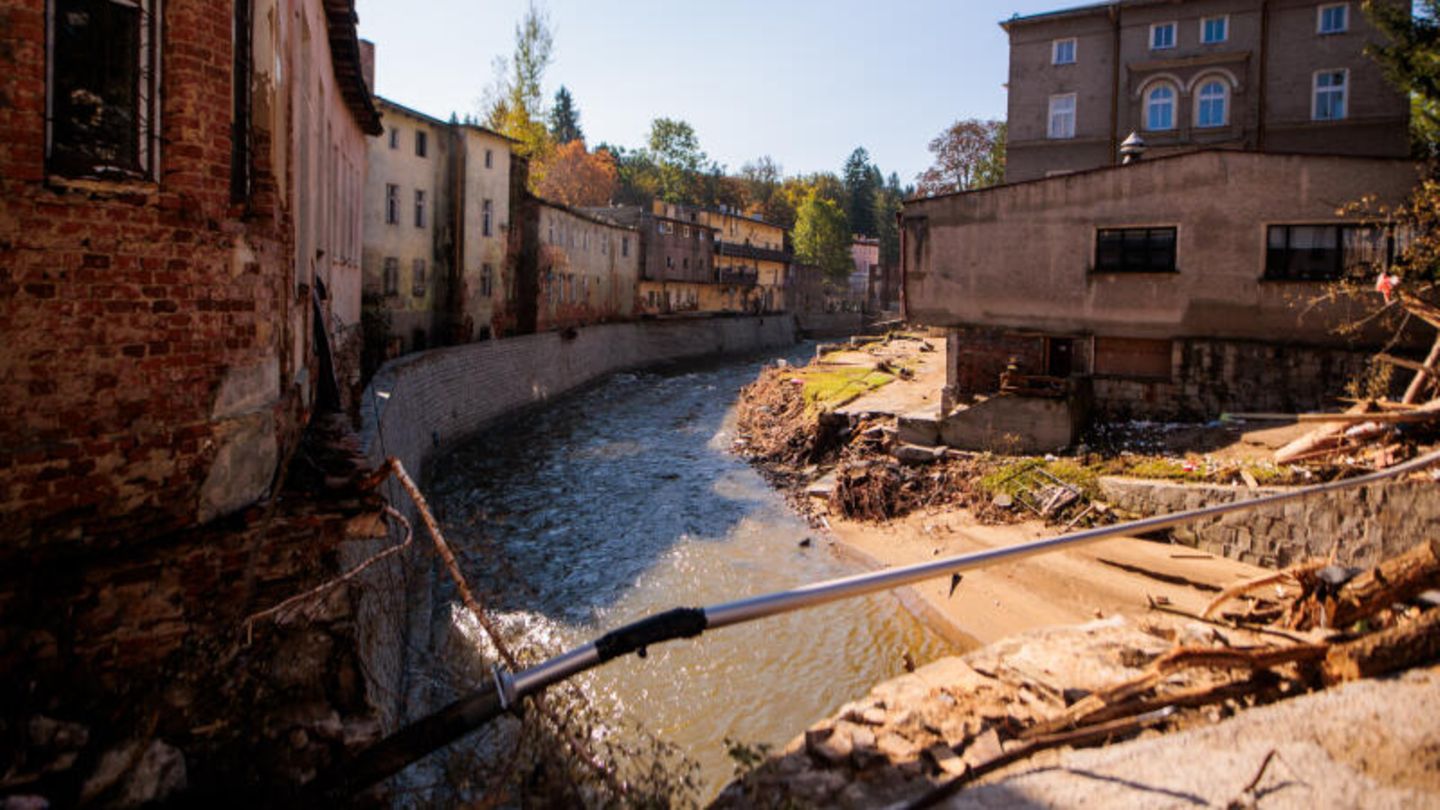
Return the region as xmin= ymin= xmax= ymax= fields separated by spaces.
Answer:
xmin=1100 ymin=476 xmax=1440 ymax=569
xmin=946 ymin=326 xmax=1046 ymax=400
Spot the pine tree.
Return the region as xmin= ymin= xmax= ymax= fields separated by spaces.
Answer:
xmin=549 ymin=86 xmax=584 ymax=145
xmin=842 ymin=147 xmax=878 ymax=237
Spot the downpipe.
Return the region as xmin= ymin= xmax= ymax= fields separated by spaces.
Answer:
xmin=319 ymin=447 xmax=1440 ymax=799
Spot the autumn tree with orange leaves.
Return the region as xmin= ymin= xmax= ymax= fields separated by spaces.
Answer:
xmin=534 ymin=140 xmax=618 ymax=207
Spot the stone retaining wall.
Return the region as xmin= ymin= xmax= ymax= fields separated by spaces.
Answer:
xmin=350 ymin=315 xmax=796 ymax=727
xmin=1099 ymin=476 xmax=1440 ymax=569
xmin=796 ymin=311 xmax=866 ymax=338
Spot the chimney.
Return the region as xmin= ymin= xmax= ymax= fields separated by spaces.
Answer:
xmin=359 ymin=39 xmax=376 ymax=95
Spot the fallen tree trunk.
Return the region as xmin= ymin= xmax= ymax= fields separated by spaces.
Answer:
xmin=1323 ymin=608 xmax=1440 ymax=684
xmin=1330 ymin=537 xmax=1440 ymax=629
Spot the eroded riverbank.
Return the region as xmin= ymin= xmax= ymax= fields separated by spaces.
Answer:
xmin=425 ymin=347 xmax=957 ymax=801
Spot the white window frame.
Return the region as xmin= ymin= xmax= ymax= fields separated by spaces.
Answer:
xmin=1052 ymin=37 xmax=1077 ymax=65
xmin=1200 ymin=15 xmax=1228 ymax=44
xmin=1317 ymin=3 xmax=1348 ymax=34
xmin=1048 ymin=93 xmax=1077 ymax=140
xmin=1144 ymin=84 xmax=1177 ymax=131
xmin=1150 ymin=21 xmax=1177 ymax=50
xmin=1312 ymin=68 xmax=1349 ymax=121
xmin=1194 ymin=79 xmax=1230 ymax=128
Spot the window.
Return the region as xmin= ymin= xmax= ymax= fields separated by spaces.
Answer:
xmin=1145 ymin=84 xmax=1176 ymax=131
xmin=1048 ymin=94 xmax=1076 ymax=139
xmin=415 ymin=130 xmax=428 ymax=157
xmin=1265 ymin=224 xmax=1391 ymax=281
xmin=1318 ymin=3 xmax=1348 ymax=34
xmin=481 ymin=263 xmax=494 ymax=297
xmin=1095 ymin=227 xmax=1178 ymax=273
xmin=1201 ymin=16 xmax=1228 ymax=44
xmin=484 ymin=148 xmax=493 ymax=168
xmin=1052 ymin=38 xmax=1076 ymax=65
xmin=1150 ymin=22 xmax=1176 ymax=50
xmin=383 ymin=257 xmax=399 ymax=295
xmin=231 ymin=0 xmax=254 ymax=204
xmin=482 ymin=199 xmax=493 ymax=236
xmin=1196 ymin=80 xmax=1229 ymax=128
xmin=414 ymin=190 xmax=427 ymax=228
xmin=412 ymin=259 xmax=426 ymax=296
xmin=682 ymin=226 xmax=691 ymax=238
xmin=622 ymin=237 xmax=630 ymax=257
xmin=48 ymin=0 xmax=160 ymax=179
xmin=385 ymin=184 xmax=400 ymax=225
xmin=1314 ymin=70 xmax=1348 ymax=120
xmin=388 ymin=128 xmax=399 ymax=149
xmin=666 ymin=256 xmax=674 ymax=269
xmin=1094 ymin=337 xmax=1173 ymax=380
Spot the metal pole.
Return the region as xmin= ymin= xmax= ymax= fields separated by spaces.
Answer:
xmin=330 ymin=447 xmax=1440 ymax=796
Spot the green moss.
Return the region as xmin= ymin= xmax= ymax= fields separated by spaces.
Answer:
xmin=800 ymin=367 xmax=894 ymax=410
xmin=978 ymin=458 xmax=1101 ymax=499
xmin=1126 ymin=458 xmax=1206 ymax=481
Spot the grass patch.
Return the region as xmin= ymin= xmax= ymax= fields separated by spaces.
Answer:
xmin=800 ymin=366 xmax=895 ymax=410
xmin=1125 ymin=458 xmax=1206 ymax=481
xmin=978 ymin=458 xmax=1102 ymax=500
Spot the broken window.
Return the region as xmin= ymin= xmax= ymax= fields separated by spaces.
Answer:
xmin=48 ymin=0 xmax=160 ymax=179
xmin=1095 ymin=227 xmax=1177 ymax=273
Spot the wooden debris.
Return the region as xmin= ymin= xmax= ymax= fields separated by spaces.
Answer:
xmin=1328 ymin=537 xmax=1440 ymax=630
xmin=1322 ymin=608 xmax=1440 ymax=684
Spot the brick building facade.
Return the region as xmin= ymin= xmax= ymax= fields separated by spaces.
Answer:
xmin=0 ymin=0 xmax=381 ymax=553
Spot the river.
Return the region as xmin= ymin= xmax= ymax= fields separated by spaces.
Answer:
xmin=427 ymin=346 xmax=955 ymax=801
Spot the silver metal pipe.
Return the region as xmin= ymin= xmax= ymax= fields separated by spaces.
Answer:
xmin=704 ymin=447 xmax=1440 ymax=630
xmin=511 ymin=642 xmax=601 ymax=696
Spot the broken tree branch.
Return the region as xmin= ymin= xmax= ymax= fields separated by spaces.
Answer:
xmin=1322 ymin=608 xmax=1440 ymax=684
xmin=1328 ymin=538 xmax=1440 ymax=630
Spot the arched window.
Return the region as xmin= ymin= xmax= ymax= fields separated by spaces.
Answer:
xmin=1145 ymin=84 xmax=1176 ymax=131
xmin=1196 ymin=80 xmax=1229 ymax=128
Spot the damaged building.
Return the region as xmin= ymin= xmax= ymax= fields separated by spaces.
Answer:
xmin=902 ymin=0 xmax=1419 ymax=451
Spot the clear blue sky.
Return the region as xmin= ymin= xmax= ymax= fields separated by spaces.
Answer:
xmin=355 ymin=1 xmax=1071 ymax=185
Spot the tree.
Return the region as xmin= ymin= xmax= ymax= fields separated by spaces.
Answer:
xmin=549 ymin=85 xmax=584 ymax=145
xmin=647 ymin=117 xmax=707 ymax=203
xmin=875 ymin=172 xmax=904 ymax=269
xmin=843 ymin=147 xmax=879 ymax=237
xmin=533 ymin=141 xmax=616 ymax=207
xmin=1364 ymin=0 xmax=1440 ymax=156
xmin=739 ymin=156 xmax=795 ymax=227
xmin=482 ymin=2 xmax=555 ymax=161
xmin=793 ymin=190 xmax=853 ymax=282
xmin=915 ymin=119 xmax=1006 ymax=196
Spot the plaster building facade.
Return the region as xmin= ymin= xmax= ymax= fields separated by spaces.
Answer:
xmin=902 ymin=0 xmax=1419 ymax=438
xmin=1004 ymin=0 xmax=1410 ymax=182
xmin=657 ymin=202 xmax=794 ymax=313
xmin=851 ymin=237 xmax=881 ymax=308
xmin=362 ymin=98 xmax=516 ymax=367
xmin=0 ymin=0 xmax=381 ymax=550
xmin=535 ymin=201 xmax=640 ymax=332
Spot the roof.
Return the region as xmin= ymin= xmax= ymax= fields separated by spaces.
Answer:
xmin=537 ymin=197 xmax=639 ymax=232
xmin=375 ymin=97 xmax=518 ymax=143
xmin=902 ymin=148 xmax=1419 ymax=207
xmin=323 ymin=0 xmax=383 ymax=135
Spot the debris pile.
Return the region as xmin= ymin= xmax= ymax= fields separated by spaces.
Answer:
xmin=714 ymin=538 xmax=1440 ymax=808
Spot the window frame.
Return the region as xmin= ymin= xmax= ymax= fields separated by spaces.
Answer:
xmin=1052 ymin=37 xmax=1077 ymax=66
xmin=1048 ymin=93 xmax=1077 ymax=140
xmin=382 ymin=256 xmax=399 ymax=295
xmin=1200 ymin=15 xmax=1228 ymax=44
xmin=1144 ymin=83 xmax=1177 ymax=132
xmin=1312 ymin=68 xmax=1349 ymax=121
xmin=484 ymin=148 xmax=493 ymax=168
xmin=388 ymin=127 xmax=399 ymax=149
xmin=1150 ymin=21 xmax=1177 ymax=50
xmin=414 ymin=189 xmax=427 ymax=229
xmin=415 ymin=130 xmax=428 ymax=158
xmin=1263 ymin=222 xmax=1392 ymax=282
xmin=385 ymin=183 xmax=400 ymax=225
xmin=481 ymin=263 xmax=494 ymax=297
xmin=1195 ymin=79 xmax=1230 ymax=128
xmin=412 ymin=258 xmax=426 ymax=297
xmin=482 ymin=198 xmax=493 ymax=237
xmin=1317 ymin=3 xmax=1348 ymax=35
xmin=46 ymin=0 xmax=163 ymax=180
xmin=1093 ymin=226 xmax=1180 ymax=274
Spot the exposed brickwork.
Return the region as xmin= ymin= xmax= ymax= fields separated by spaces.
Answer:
xmin=946 ymin=326 xmax=1046 ymax=399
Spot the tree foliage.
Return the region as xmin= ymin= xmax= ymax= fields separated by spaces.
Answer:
xmin=483 ymin=2 xmax=555 ymax=161
xmin=915 ymin=119 xmax=1006 ymax=196
xmin=875 ymin=172 xmax=905 ymax=268
xmin=1364 ymin=0 xmax=1440 ymax=156
xmin=793 ymin=190 xmax=853 ymax=282
xmin=548 ymin=85 xmax=584 ymax=145
xmin=648 ymin=118 xmax=708 ymax=203
xmin=843 ymin=147 xmax=879 ymax=237
xmin=533 ymin=141 xmax=616 ymax=207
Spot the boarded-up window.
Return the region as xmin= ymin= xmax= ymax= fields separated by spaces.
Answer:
xmin=1094 ymin=337 xmax=1172 ymax=380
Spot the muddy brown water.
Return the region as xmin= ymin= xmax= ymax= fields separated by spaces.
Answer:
xmin=428 ymin=347 xmax=955 ymax=801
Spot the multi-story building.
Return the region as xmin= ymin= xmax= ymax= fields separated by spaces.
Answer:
xmin=0 ymin=0 xmax=382 ymax=548
xmin=1004 ymin=0 xmax=1410 ymax=181
xmin=656 ymin=202 xmax=793 ymax=312
xmin=535 ymin=201 xmax=640 ymax=331
xmin=850 ymin=237 xmax=881 ymax=310
xmin=902 ymin=0 xmax=1419 ymax=444
xmin=362 ymin=98 xmax=516 ymax=364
